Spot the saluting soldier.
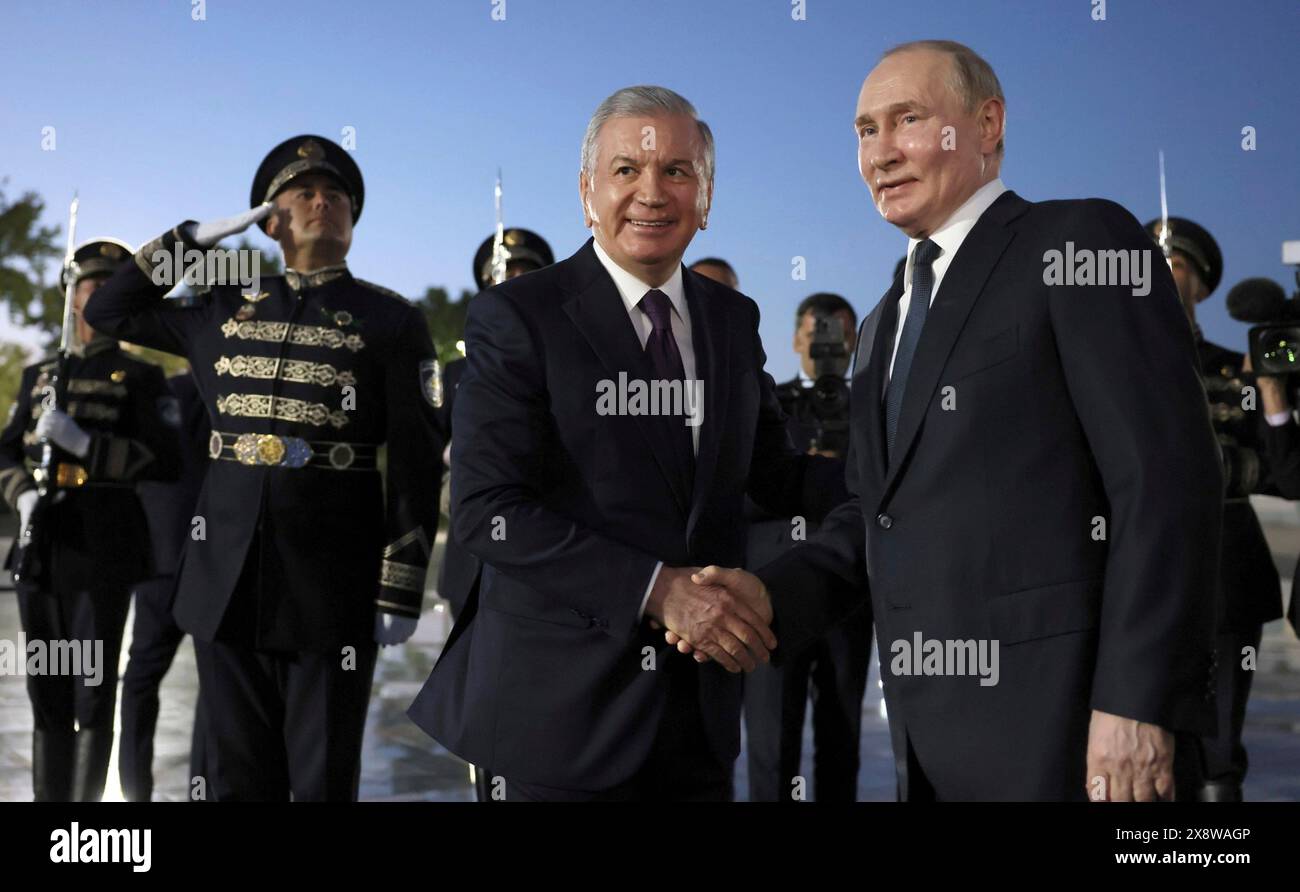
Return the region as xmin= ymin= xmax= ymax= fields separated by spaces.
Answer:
xmin=85 ymin=135 xmax=445 ymax=801
xmin=0 ymin=238 xmax=180 ymax=801
xmin=1145 ymin=216 xmax=1284 ymax=801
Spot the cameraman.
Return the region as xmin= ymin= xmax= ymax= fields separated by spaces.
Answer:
xmin=1146 ymin=217 xmax=1284 ymax=802
xmin=743 ymin=292 xmax=863 ymax=802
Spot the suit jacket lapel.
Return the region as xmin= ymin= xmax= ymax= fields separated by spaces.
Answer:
xmin=561 ymin=241 xmax=692 ymax=514
xmin=685 ymin=271 xmax=729 ymax=540
xmin=881 ymin=191 xmax=1026 ymax=498
xmin=856 ymin=283 xmax=901 ymax=487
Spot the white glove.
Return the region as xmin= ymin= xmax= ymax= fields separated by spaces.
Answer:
xmin=16 ymin=490 xmax=38 ymax=533
xmin=374 ymin=613 xmax=418 ymax=646
xmin=184 ymin=204 xmax=273 ymax=248
xmin=35 ymin=409 xmax=91 ymax=458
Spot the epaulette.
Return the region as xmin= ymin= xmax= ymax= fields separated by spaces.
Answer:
xmin=355 ymin=278 xmax=410 ymax=305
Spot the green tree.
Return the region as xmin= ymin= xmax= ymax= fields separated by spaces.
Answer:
xmin=0 ymin=340 xmax=33 ymax=435
xmin=414 ymin=286 xmax=473 ymax=366
xmin=0 ymin=183 xmax=62 ymax=341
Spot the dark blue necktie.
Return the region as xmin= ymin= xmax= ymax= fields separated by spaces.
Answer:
xmin=884 ymin=238 xmax=942 ymax=457
xmin=639 ymin=288 xmax=695 ymax=491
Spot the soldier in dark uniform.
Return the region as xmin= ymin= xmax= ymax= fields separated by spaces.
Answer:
xmin=0 ymin=238 xmax=180 ymax=801
xmin=85 ymin=135 xmax=445 ymax=801
xmin=438 ymin=228 xmax=554 ymax=619
xmin=118 ymin=361 xmax=211 ymax=801
xmin=742 ymin=292 xmax=859 ymax=801
xmin=1145 ymin=216 xmax=1284 ymax=801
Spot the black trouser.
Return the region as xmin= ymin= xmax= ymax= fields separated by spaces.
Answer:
xmin=119 ymin=575 xmax=208 ymax=802
xmin=194 ymin=636 xmax=377 ymax=801
xmin=1174 ymin=626 xmax=1263 ymax=801
xmin=16 ymin=585 xmax=132 ymax=801
xmin=744 ymin=606 xmax=873 ymax=802
xmin=503 ymin=650 xmax=734 ymax=802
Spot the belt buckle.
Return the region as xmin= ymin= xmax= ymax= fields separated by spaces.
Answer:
xmin=55 ymin=463 xmax=88 ymax=487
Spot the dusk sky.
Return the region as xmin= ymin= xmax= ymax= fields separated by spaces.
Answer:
xmin=3 ymin=0 xmax=1297 ymax=379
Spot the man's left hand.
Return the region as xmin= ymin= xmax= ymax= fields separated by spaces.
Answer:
xmin=374 ymin=613 xmax=417 ymax=646
xmin=1085 ymin=709 xmax=1175 ymax=801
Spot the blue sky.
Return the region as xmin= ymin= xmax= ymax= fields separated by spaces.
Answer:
xmin=3 ymin=0 xmax=1298 ymax=380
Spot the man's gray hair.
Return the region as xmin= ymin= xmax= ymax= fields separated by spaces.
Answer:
xmin=581 ymin=85 xmax=716 ymax=189
xmin=881 ymin=39 xmax=1005 ymax=156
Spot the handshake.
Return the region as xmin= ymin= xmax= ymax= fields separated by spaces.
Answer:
xmin=644 ymin=565 xmax=775 ymax=673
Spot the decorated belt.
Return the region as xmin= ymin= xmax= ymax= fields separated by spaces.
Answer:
xmin=208 ymin=431 xmax=377 ymax=471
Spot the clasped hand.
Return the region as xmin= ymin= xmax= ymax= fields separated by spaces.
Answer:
xmin=644 ymin=565 xmax=775 ymax=673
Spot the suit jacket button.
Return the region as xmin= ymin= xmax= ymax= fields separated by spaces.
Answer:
xmin=876 ymin=513 xmax=893 ymax=529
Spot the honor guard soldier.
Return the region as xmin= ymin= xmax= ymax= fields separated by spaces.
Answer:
xmin=1145 ymin=216 xmax=1284 ymax=801
xmin=85 ymin=135 xmax=445 ymax=801
xmin=0 ymin=238 xmax=180 ymax=801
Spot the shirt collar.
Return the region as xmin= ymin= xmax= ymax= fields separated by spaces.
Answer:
xmin=285 ymin=262 xmax=349 ymax=292
xmin=592 ymin=238 xmax=687 ymax=322
xmin=905 ymin=178 xmax=1007 ymax=287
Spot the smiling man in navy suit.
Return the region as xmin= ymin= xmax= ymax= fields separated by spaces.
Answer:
xmin=408 ymin=85 xmax=844 ymax=801
xmin=686 ymin=41 xmax=1223 ymax=801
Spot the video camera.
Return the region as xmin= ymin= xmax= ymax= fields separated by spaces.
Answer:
xmin=777 ymin=313 xmax=851 ymax=454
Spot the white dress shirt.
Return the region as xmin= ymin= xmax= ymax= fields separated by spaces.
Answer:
xmin=591 ymin=239 xmax=700 ymax=618
xmin=888 ymin=178 xmax=1008 ymax=381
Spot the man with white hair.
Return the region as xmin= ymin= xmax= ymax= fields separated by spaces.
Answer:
xmin=408 ymin=85 xmax=844 ymax=801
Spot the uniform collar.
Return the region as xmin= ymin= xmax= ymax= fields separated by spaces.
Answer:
xmin=285 ymin=262 xmax=350 ymax=292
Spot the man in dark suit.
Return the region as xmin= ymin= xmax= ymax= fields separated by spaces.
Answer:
xmin=119 ymin=366 xmax=212 ymax=802
xmin=685 ymin=40 xmax=1223 ymax=801
xmin=408 ymin=85 xmax=842 ymax=801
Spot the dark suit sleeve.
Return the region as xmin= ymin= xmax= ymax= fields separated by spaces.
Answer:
xmin=83 ymin=363 xmax=180 ymax=484
xmin=82 ymin=224 xmax=209 ymax=357
xmin=1259 ymin=416 xmax=1300 ymax=498
xmin=376 ymin=304 xmax=445 ymax=619
xmin=753 ymin=314 xmax=873 ymax=661
xmin=0 ymin=367 xmax=37 ymax=510
xmin=1048 ymin=200 xmax=1222 ymax=731
xmin=449 ymin=289 xmax=659 ymax=638
xmin=742 ymin=297 xmax=850 ymax=519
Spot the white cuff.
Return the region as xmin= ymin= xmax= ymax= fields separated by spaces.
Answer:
xmin=638 ymin=561 xmax=663 ymax=621
xmin=1266 ymin=410 xmax=1293 ymax=428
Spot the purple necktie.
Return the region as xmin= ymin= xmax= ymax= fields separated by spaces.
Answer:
xmin=639 ymin=288 xmax=695 ymax=492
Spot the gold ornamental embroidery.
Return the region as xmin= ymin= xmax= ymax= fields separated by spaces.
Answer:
xmin=219 ymin=318 xmax=364 ymax=352
xmin=67 ymin=378 xmax=127 ymax=398
xmin=215 ymin=393 xmax=350 ymax=429
xmin=214 ymin=355 xmax=357 ymax=389
xmin=67 ymin=401 xmax=121 ymax=422
xmin=383 ymin=527 xmax=431 ymax=559
xmin=380 ymin=560 xmax=425 ymax=593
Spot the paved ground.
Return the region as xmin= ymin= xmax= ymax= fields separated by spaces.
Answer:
xmin=2 ymin=497 xmax=1297 ymax=802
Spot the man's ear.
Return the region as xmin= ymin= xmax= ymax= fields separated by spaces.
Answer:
xmin=579 ymin=171 xmax=593 ymax=228
xmin=700 ymin=180 xmax=714 ymax=229
xmin=264 ymin=203 xmax=282 ymax=239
